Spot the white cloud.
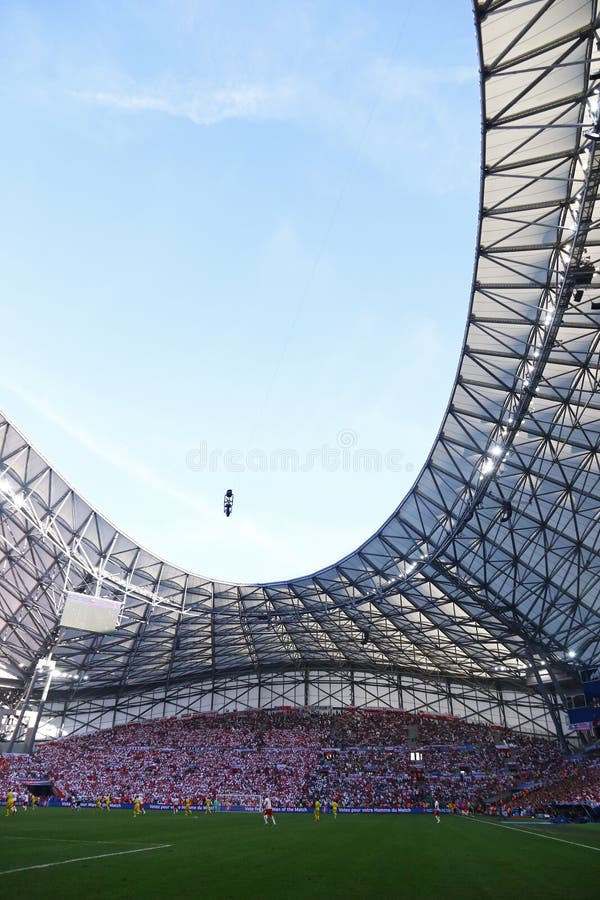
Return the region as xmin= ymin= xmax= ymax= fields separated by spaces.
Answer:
xmin=70 ymin=78 xmax=299 ymax=126
xmin=65 ymin=58 xmax=477 ymax=194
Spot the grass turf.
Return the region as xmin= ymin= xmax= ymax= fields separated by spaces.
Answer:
xmin=1 ymin=808 xmax=599 ymax=899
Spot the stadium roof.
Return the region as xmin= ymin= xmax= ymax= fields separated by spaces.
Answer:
xmin=1 ymin=0 xmax=600 ymax=708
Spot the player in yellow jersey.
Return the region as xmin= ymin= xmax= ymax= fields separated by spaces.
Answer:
xmin=133 ymin=797 xmax=141 ymax=817
xmin=313 ymin=799 xmax=321 ymax=822
xmin=332 ymin=800 xmax=338 ymax=819
xmin=104 ymin=795 xmax=110 ymax=811
xmin=184 ymin=798 xmax=192 ymax=816
xmin=205 ymin=798 xmax=211 ymax=814
xmin=95 ymin=797 xmax=101 ymax=810
xmin=5 ymin=789 xmax=15 ymax=816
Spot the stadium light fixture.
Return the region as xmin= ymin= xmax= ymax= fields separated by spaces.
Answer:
xmin=481 ymin=457 xmax=496 ymax=475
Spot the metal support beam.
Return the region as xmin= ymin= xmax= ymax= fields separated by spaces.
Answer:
xmin=24 ymin=661 xmax=55 ymax=753
xmin=6 ymin=671 xmax=38 ymax=752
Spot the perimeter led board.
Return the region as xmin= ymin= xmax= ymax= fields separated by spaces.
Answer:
xmin=60 ymin=592 xmax=120 ymax=634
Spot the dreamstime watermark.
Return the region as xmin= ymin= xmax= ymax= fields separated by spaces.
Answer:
xmin=186 ymin=430 xmax=414 ymax=474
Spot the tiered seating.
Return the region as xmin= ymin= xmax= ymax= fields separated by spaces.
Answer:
xmin=0 ymin=708 xmax=569 ymax=809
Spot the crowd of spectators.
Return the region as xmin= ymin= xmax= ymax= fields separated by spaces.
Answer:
xmin=0 ymin=707 xmax=590 ymax=811
xmin=518 ymin=758 xmax=600 ymax=810
xmin=1 ymin=710 xmax=324 ymax=807
xmin=307 ymin=711 xmax=564 ymax=809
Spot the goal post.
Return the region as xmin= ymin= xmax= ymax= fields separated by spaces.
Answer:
xmin=215 ymin=793 xmax=263 ymax=812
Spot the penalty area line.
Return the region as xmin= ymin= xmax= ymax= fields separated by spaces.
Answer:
xmin=465 ymin=814 xmax=600 ymax=852
xmin=0 ymin=843 xmax=172 ymax=876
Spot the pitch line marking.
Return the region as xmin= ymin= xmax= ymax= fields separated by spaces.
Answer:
xmin=466 ymin=814 xmax=600 ymax=852
xmin=0 ymin=843 xmax=172 ymax=875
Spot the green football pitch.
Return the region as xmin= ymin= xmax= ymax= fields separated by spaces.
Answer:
xmin=1 ymin=808 xmax=599 ymax=899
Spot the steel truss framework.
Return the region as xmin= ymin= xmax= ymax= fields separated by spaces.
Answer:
xmin=40 ymin=669 xmax=556 ymax=739
xmin=2 ymin=0 xmax=600 ymax=741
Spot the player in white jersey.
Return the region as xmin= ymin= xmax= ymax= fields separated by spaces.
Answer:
xmin=263 ymin=797 xmax=276 ymax=826
xmin=434 ymin=799 xmax=441 ymax=824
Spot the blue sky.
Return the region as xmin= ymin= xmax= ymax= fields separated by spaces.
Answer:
xmin=0 ymin=1 xmax=480 ymax=583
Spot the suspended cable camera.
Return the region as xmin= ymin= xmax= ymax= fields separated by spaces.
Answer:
xmin=224 ymin=489 xmax=234 ymax=517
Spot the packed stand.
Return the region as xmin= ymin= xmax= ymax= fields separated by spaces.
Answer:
xmin=308 ymin=710 xmax=563 ymax=809
xmin=0 ymin=708 xmax=566 ymax=810
xmin=518 ymin=758 xmax=600 ymax=811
